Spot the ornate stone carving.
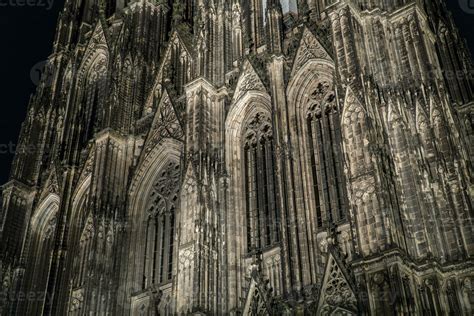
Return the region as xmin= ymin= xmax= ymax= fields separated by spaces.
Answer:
xmin=291 ymin=28 xmax=332 ymax=76
xmin=244 ymin=112 xmax=273 ymax=146
xmin=43 ymin=216 xmax=57 ymax=241
xmin=3 ymin=2 xmax=473 ymax=315
xmin=147 ymin=161 xmax=180 ymax=217
xmin=144 ymin=91 xmax=184 ymax=155
xmin=69 ymin=288 xmax=84 ymax=312
xmin=232 ymin=61 xmax=267 ymax=102
xmin=248 ymin=289 xmax=268 ymax=315
xmin=317 ymin=253 xmax=357 ymax=315
xmin=80 ymin=215 xmax=94 ymax=244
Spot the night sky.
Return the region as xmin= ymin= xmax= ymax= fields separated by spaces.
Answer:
xmin=0 ymin=1 xmax=473 ymax=185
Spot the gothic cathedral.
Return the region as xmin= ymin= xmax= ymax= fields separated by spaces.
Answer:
xmin=1 ymin=0 xmax=473 ymax=315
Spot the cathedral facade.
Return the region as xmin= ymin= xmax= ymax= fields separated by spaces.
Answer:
xmin=1 ymin=0 xmax=473 ymax=314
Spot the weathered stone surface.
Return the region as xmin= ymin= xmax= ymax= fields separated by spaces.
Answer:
xmin=1 ymin=1 xmax=473 ymax=315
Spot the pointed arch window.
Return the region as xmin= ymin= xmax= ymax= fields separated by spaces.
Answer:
xmin=142 ymin=161 xmax=180 ymax=289
xmin=73 ymin=213 xmax=94 ymax=288
xmin=306 ymin=82 xmax=346 ymax=227
xmin=80 ymin=57 xmax=108 ymax=143
xmin=22 ymin=197 xmax=59 ymax=314
xmin=243 ymin=112 xmax=280 ymax=253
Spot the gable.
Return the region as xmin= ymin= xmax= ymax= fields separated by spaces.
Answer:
xmin=38 ymin=165 xmax=61 ymax=204
xmin=232 ymin=60 xmax=268 ymax=104
xmin=291 ymin=27 xmax=333 ymax=77
xmin=142 ymin=90 xmax=184 ymax=158
xmin=77 ymin=23 xmax=110 ymax=82
xmin=158 ymin=30 xmax=194 ymax=79
xmin=242 ymin=267 xmax=273 ymax=316
xmin=89 ymin=21 xmax=108 ymax=45
xmin=243 ymin=282 xmax=269 ymax=316
xmin=317 ymin=249 xmax=358 ymax=315
xmin=85 ymin=21 xmax=109 ymax=56
xmin=144 ymin=30 xmax=194 ymax=111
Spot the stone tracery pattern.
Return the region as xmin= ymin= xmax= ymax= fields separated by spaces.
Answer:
xmin=144 ymin=161 xmax=180 ymax=288
xmin=318 ymin=255 xmax=357 ymax=315
xmin=0 ymin=0 xmax=473 ymax=315
xmin=243 ymin=112 xmax=280 ymax=253
xmin=248 ymin=290 xmax=268 ymax=316
xmin=306 ymin=81 xmax=346 ymax=227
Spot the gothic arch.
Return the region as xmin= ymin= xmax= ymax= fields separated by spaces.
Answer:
xmin=287 ymin=60 xmax=347 ymax=285
xmin=74 ymin=50 xmax=109 ymax=142
xmin=340 ymin=88 xmax=392 ymax=257
xmin=129 ymin=139 xmax=183 ymax=205
xmin=66 ymin=176 xmax=91 ymax=314
xmin=71 ymin=175 xmax=91 ymax=209
xmin=225 ymin=91 xmax=282 ymax=307
xmin=22 ymin=193 xmax=60 ymax=314
xmin=30 ymin=194 xmax=60 ymax=239
xmin=77 ymin=51 xmax=109 ymax=88
xmin=226 ymin=91 xmax=272 ymax=250
xmin=78 ymin=22 xmax=109 ymax=82
xmin=70 ymin=178 xmax=92 ymax=265
xmin=288 ymin=60 xmax=347 ymax=225
xmin=287 ymin=59 xmax=335 ymax=100
xmin=226 ymin=91 xmax=272 ymax=166
xmin=124 ymin=139 xmax=183 ymax=313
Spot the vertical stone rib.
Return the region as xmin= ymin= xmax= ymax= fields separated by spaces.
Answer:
xmin=331 ymin=12 xmax=347 ymax=82
xmin=340 ymin=9 xmax=359 ymax=83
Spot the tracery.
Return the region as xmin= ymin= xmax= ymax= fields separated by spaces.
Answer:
xmin=306 ymin=81 xmax=346 ymax=227
xmin=243 ymin=112 xmax=280 ymax=253
xmin=142 ymin=161 xmax=180 ymax=288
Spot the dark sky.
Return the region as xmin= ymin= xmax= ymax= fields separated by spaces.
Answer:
xmin=0 ymin=1 xmax=65 ymax=185
xmin=0 ymin=2 xmax=473 ymax=185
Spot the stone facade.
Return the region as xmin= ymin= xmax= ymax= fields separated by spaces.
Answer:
xmin=1 ymin=0 xmax=473 ymax=315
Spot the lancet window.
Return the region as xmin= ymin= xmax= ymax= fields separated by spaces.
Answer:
xmin=243 ymin=112 xmax=280 ymax=253
xmin=22 ymin=198 xmax=59 ymax=314
xmin=142 ymin=161 xmax=180 ymax=289
xmin=306 ymin=82 xmax=346 ymax=227
xmin=80 ymin=58 xmax=107 ymax=141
